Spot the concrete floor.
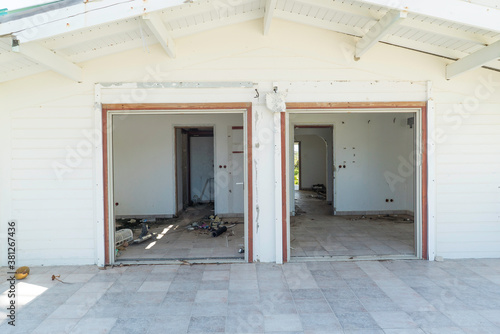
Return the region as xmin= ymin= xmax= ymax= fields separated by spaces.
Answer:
xmin=291 ymin=191 xmax=414 ymax=258
xmin=116 ymin=204 xmax=245 ymax=261
xmin=2 ymin=259 xmax=500 ymax=333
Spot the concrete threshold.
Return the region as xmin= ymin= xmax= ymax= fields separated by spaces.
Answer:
xmin=290 ymin=254 xmax=419 ymax=262
xmin=115 ymin=257 xmax=246 ymax=265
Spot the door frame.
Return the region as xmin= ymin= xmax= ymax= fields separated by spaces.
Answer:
xmin=101 ymin=103 xmax=254 ymax=264
xmin=283 ymin=102 xmax=428 ymax=262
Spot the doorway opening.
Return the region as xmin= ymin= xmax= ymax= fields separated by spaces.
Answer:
xmin=286 ymin=107 xmax=426 ymax=261
xmin=102 ymin=105 xmax=252 ymax=264
xmin=294 ymin=141 xmax=300 ymax=190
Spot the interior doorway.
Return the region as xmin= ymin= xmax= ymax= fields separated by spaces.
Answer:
xmin=103 ymin=108 xmax=251 ymax=264
xmin=287 ymin=109 xmax=424 ymax=261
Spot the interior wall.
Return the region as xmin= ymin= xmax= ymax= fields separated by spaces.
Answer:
xmin=294 ymin=127 xmax=334 ymax=202
xmin=295 ymin=134 xmax=327 ymax=189
xmin=112 ymin=114 xmax=243 ymax=217
xmin=190 ymin=136 xmax=214 ymax=203
xmin=290 ymin=113 xmax=415 ymax=214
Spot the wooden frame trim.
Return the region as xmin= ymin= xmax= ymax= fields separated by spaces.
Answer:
xmin=285 ymin=101 xmax=429 ymax=260
xmin=281 ymin=112 xmax=288 ymax=263
xmin=101 ymin=102 xmax=253 ymax=264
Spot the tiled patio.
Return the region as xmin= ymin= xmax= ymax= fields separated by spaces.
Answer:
xmin=2 ymin=259 xmax=500 ymax=333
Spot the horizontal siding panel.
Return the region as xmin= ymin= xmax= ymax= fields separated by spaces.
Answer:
xmin=436 ymin=203 xmax=499 ymax=214
xmin=435 ymin=115 xmax=500 ymax=125
xmin=438 ymin=232 xmax=500 ymax=243
xmin=13 ymin=208 xmax=94 ymax=220
xmin=438 ymin=223 xmax=500 ymax=233
xmin=11 ymin=179 xmax=93 ymax=190
xmin=435 ymin=125 xmax=500 ymax=136
xmin=435 ymin=193 xmax=500 ymax=204
xmin=12 ymin=148 xmax=72 ymax=159
xmin=437 ymin=154 xmax=500 ymax=164
xmin=435 ymin=134 xmax=500 ymax=145
xmin=436 ymin=164 xmax=500 ymax=174
xmin=12 ymin=118 xmax=93 ymax=129
xmin=12 ymin=138 xmax=94 ymax=149
xmin=11 ymin=168 xmax=93 ymax=180
xmin=437 ymin=183 xmax=500 ymax=193
xmin=12 ymin=199 xmax=93 ymax=210
xmin=436 ymin=173 xmax=499 ymax=184
xmin=437 ymin=212 xmax=500 ymax=223
xmin=18 ymin=237 xmax=94 ymax=249
xmin=436 ymin=144 xmax=500 ymax=154
xmin=12 ymin=129 xmax=92 ymax=139
xmin=17 ymin=249 xmax=95 ymax=265
xmin=12 ymin=107 xmax=92 ymax=119
xmin=12 ymin=158 xmax=93 ymax=170
xmin=435 ymin=103 xmax=500 ymax=115
xmin=12 ymin=189 xmax=93 ymax=200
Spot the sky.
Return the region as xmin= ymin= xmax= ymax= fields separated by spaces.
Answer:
xmin=0 ymin=0 xmax=57 ymax=10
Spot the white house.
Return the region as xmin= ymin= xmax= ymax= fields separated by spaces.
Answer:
xmin=0 ymin=0 xmax=499 ymax=267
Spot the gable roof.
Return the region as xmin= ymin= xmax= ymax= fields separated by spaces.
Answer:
xmin=0 ymin=0 xmax=499 ymax=83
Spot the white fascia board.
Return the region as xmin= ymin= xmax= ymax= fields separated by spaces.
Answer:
xmin=142 ymin=13 xmax=176 ymax=58
xmin=16 ymin=42 xmax=82 ymax=81
xmin=0 ymin=0 xmax=195 ymax=44
xmin=357 ymin=0 xmax=500 ymax=33
xmin=355 ymin=10 xmax=406 ymax=59
xmin=263 ymin=0 xmax=277 ymax=35
xmin=446 ymin=39 xmax=500 ymax=79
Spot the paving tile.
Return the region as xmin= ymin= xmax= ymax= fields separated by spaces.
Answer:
xmin=191 ymin=302 xmax=228 ymax=316
xmin=70 ymin=317 xmax=117 ymax=334
xmin=137 ymin=280 xmax=171 ymax=292
xmin=264 ymin=314 xmax=303 ymax=332
xmin=299 ymin=313 xmax=342 ymax=331
xmin=328 ymin=299 xmax=367 ymax=313
xmin=421 ymin=327 xmax=466 ymax=334
xmin=203 ymin=271 xmax=230 ymax=281
xmin=195 ymin=290 xmax=228 ymax=303
xmin=336 ymin=312 xmax=380 ymax=330
xmin=32 ymin=318 xmax=79 ymax=334
xmin=443 ymin=310 xmax=495 ymax=327
xmin=229 ymin=279 xmax=259 ymax=290
xmin=369 ymin=311 xmax=418 ymax=329
xmin=188 ymin=316 xmax=226 ymax=333
xmin=108 ymin=318 xmax=150 ymax=334
xmin=226 ymin=314 xmax=265 ymax=333
xmin=295 ymin=299 xmax=332 ymax=314
xmin=291 ymin=288 xmax=325 ymax=300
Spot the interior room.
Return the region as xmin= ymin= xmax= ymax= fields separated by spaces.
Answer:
xmin=289 ymin=112 xmax=417 ymax=259
xmin=110 ymin=113 xmax=246 ymax=262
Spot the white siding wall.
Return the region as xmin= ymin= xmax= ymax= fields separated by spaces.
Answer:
xmin=1 ymin=18 xmax=499 ymax=265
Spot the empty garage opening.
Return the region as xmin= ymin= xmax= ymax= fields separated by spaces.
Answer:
xmin=106 ymin=110 xmax=248 ymax=263
xmin=287 ymin=109 xmax=424 ymax=260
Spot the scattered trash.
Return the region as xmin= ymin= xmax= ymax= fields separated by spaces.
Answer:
xmin=51 ymin=274 xmax=70 ymax=284
xmin=115 ymin=229 xmax=133 ymax=247
xmin=212 ymin=226 xmax=227 ymax=237
xmin=15 ymin=266 xmax=30 ymax=280
xmin=133 ymin=222 xmax=157 ymax=244
xmin=238 ymin=247 xmax=245 ymax=254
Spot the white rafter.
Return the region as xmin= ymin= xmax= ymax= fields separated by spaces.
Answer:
xmin=355 ymin=10 xmax=406 ymax=60
xmin=446 ymin=40 xmax=500 ymax=79
xmin=15 ymin=42 xmax=82 ymax=81
xmin=0 ymin=0 xmax=197 ymax=44
xmin=263 ymin=0 xmax=277 ymax=35
xmin=142 ymin=13 xmax=176 ymax=58
xmin=357 ymin=0 xmax=500 ymax=33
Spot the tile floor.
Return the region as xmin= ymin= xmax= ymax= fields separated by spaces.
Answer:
xmin=116 ymin=204 xmax=245 ymax=261
xmin=2 ymin=259 xmax=500 ymax=333
xmin=291 ymin=191 xmax=414 ymax=258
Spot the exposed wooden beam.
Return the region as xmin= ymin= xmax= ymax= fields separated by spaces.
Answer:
xmin=355 ymin=10 xmax=405 ymax=60
xmin=357 ymin=0 xmax=500 ymax=33
xmin=15 ymin=42 xmax=82 ymax=81
xmin=446 ymin=40 xmax=500 ymax=79
xmin=263 ymin=0 xmax=277 ymax=35
xmin=142 ymin=13 xmax=176 ymax=58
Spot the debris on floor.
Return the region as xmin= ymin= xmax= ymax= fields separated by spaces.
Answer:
xmin=115 ymin=229 xmax=133 ymax=246
xmin=133 ymin=222 xmax=157 ymax=244
xmin=15 ymin=266 xmax=30 ymax=280
xmin=348 ymin=214 xmax=413 ymax=223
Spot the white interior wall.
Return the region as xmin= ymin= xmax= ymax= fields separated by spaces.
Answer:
xmin=190 ymin=136 xmax=214 ymax=203
xmin=294 ymin=127 xmax=334 ymax=202
xmin=290 ymin=113 xmax=415 ymax=214
xmin=1 ymin=18 xmax=499 ymax=264
xmin=112 ymin=114 xmax=242 ymax=217
xmin=295 ymin=135 xmax=327 ymax=189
